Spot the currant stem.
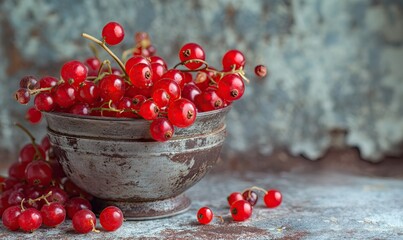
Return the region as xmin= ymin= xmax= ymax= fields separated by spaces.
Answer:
xmin=121 ymin=47 xmax=136 ymax=62
xmin=88 ymin=43 xmax=100 ymax=59
xmin=215 ymin=215 xmax=225 ymax=223
xmin=91 ymin=220 xmax=100 ymax=233
xmin=173 ymin=59 xmax=209 ymax=72
xmin=97 ymin=59 xmax=112 ymax=77
xmin=81 ymin=33 xmax=127 ymax=76
xmin=15 ymin=123 xmax=45 ymax=161
xmin=29 ymin=87 xmax=53 ymax=95
xmin=20 ymin=198 xmax=26 ymax=211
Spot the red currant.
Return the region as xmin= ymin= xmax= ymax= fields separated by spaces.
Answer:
xmin=242 ymin=190 xmax=258 ymax=206
xmin=181 ymin=82 xmax=201 ymax=103
xmin=15 ymin=88 xmax=30 ymax=104
xmin=41 ymin=202 xmax=66 ymax=227
xmin=2 ymin=206 xmax=22 ymax=231
xmin=60 ymin=60 xmax=88 ymax=86
xmin=222 ymin=49 xmax=245 ymax=71
xmin=72 ymin=209 xmax=97 ymax=234
xmin=167 ymin=98 xmax=197 ymax=128
xmin=117 ymin=97 xmax=138 ymax=118
xmin=149 ymin=56 xmax=167 ymax=69
xmin=25 ymin=160 xmax=53 ymax=187
xmin=34 ymin=92 xmax=55 ymax=112
xmin=85 ymin=57 xmax=101 ymax=72
xmin=150 ymin=62 xmax=167 ymax=82
xmin=217 ymin=74 xmax=245 ymax=102
xmin=43 ymin=186 xmax=68 ymax=205
xmin=26 ymin=107 xmax=42 ymax=124
xmin=150 ymin=118 xmax=174 ymax=142
xmin=227 ymin=192 xmax=243 ymax=207
xmin=18 ymin=208 xmax=42 ymax=232
xmin=125 ymin=56 xmax=150 ymax=73
xmin=19 ymin=76 xmax=38 ymax=90
xmin=65 ymin=197 xmax=92 ymax=219
xmin=152 ymin=89 xmax=170 ymax=108
xmin=8 ymin=162 xmax=27 ymax=180
xmin=7 ymin=190 xmax=25 ymax=206
xmin=139 ymin=100 xmax=159 ymax=120
xmin=182 ymin=72 xmax=193 ymax=84
xmin=19 ymin=144 xmax=46 ymax=164
xmin=161 ymin=69 xmax=185 ymax=89
xmin=77 ymin=81 xmax=101 ymax=105
xmin=179 ymin=42 xmax=205 ymax=70
xmin=152 ymin=78 xmax=181 ymax=101
xmin=99 ymin=206 xmax=124 ymax=231
xmin=125 ymin=85 xmax=152 ymax=98
xmin=102 ymin=22 xmax=125 ymax=45
xmin=194 ymin=88 xmax=223 ymax=112
xmin=128 ymin=63 xmax=153 ymax=89
xmin=41 ymin=136 xmax=51 ymax=151
xmin=36 ymin=76 xmax=58 ymax=89
xmin=53 ymin=83 xmax=77 ymax=108
xmin=99 ymin=75 xmax=126 ymax=102
xmin=255 ymin=65 xmax=267 ymax=77
xmin=196 ymin=207 xmax=213 ymax=225
xmin=70 ymin=103 xmax=91 ymax=116
xmin=230 ymin=200 xmax=252 ymax=221
xmin=264 ymin=189 xmax=282 ymax=208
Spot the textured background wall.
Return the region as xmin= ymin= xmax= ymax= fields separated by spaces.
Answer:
xmin=1 ymin=0 xmax=403 ymax=164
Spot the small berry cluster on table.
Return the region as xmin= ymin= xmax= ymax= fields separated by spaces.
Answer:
xmin=15 ymin=21 xmax=267 ymax=142
xmin=197 ymin=187 xmax=282 ymax=224
xmin=1 ymin=124 xmax=123 ymax=233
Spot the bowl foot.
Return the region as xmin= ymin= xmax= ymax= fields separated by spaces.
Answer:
xmin=93 ymin=194 xmax=191 ymax=220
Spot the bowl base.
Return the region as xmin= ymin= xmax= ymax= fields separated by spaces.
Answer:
xmin=93 ymin=193 xmax=191 ymax=220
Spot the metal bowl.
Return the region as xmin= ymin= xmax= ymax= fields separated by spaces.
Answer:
xmin=43 ymin=106 xmax=231 ymax=220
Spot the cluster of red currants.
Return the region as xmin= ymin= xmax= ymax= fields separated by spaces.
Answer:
xmin=0 ymin=124 xmax=123 ymax=233
xmin=15 ymin=21 xmax=267 ymax=141
xmin=197 ymin=187 xmax=282 ymax=224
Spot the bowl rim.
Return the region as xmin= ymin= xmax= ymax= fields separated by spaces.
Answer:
xmin=42 ymin=105 xmax=232 ymax=122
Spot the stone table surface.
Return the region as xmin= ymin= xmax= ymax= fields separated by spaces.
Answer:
xmin=1 ymin=160 xmax=403 ymax=240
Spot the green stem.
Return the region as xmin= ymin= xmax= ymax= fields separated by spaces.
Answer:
xmin=15 ymin=123 xmax=45 ymax=161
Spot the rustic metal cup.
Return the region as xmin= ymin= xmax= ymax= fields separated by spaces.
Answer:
xmin=43 ymin=106 xmax=230 ymax=220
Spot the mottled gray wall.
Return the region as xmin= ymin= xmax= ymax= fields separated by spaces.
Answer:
xmin=1 ymin=0 xmax=403 ymax=163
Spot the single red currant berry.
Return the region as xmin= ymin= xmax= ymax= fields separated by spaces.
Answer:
xmin=147 ymin=44 xmax=156 ymax=56
xmin=18 ymin=208 xmax=42 ymax=232
xmin=255 ymin=65 xmax=267 ymax=77
xmin=125 ymin=56 xmax=150 ymax=73
xmin=135 ymin=32 xmax=150 ymax=43
xmin=222 ymin=49 xmax=246 ymax=71
xmin=167 ymin=98 xmax=197 ymax=128
xmin=150 ymin=62 xmax=167 ymax=82
xmin=99 ymin=206 xmax=124 ymax=231
xmin=99 ymin=75 xmax=126 ymax=102
xmin=60 ymin=60 xmax=88 ymax=86
xmin=264 ymin=189 xmax=282 ymax=208
xmin=179 ymin=42 xmax=206 ymax=70
xmin=8 ymin=162 xmax=28 ymax=180
xmin=53 ymin=83 xmax=77 ymax=108
xmin=161 ymin=69 xmax=185 ymax=89
xmin=152 ymin=89 xmax=170 ymax=108
xmin=85 ymin=57 xmax=101 ymax=71
xmin=117 ymin=97 xmax=138 ymax=118
xmin=150 ymin=118 xmax=174 ymax=142
xmin=181 ymin=82 xmax=201 ymax=103
xmin=131 ymin=95 xmax=147 ymax=111
xmin=34 ymin=92 xmax=55 ymax=112
xmin=194 ymin=69 xmax=218 ymax=91
xmin=194 ymin=89 xmax=223 ymax=112
xmin=197 ymin=207 xmax=213 ymax=225
xmin=139 ymin=100 xmax=159 ymax=120
xmin=19 ymin=76 xmax=38 ymax=90
xmin=217 ymin=74 xmax=245 ymax=102
xmin=72 ymin=209 xmax=97 ymax=234
xmin=41 ymin=136 xmax=51 ymax=151
xmin=19 ymin=144 xmax=46 ymax=164
xmin=36 ymin=76 xmax=58 ymax=89
xmin=149 ymin=56 xmax=167 ymax=69
xmin=77 ymin=81 xmax=101 ymax=104
xmin=2 ymin=205 xmax=22 ymax=231
xmin=43 ymin=186 xmax=68 ymax=205
xmin=41 ymin=202 xmax=66 ymax=227
xmin=65 ymin=197 xmax=92 ymax=219
xmin=227 ymin=192 xmax=244 ymax=207
xmin=15 ymin=88 xmax=30 ymax=104
xmin=152 ymin=78 xmax=181 ymax=101
xmin=230 ymin=200 xmax=252 ymax=221
xmin=242 ymin=190 xmax=258 ymax=206
xmin=70 ymin=103 xmax=91 ymax=115
xmin=7 ymin=190 xmax=25 ymax=206
xmin=102 ymin=22 xmax=125 ymax=45
xmin=129 ymin=63 xmax=153 ymax=89
xmin=25 ymin=160 xmax=53 ymax=187
xmin=26 ymin=107 xmax=42 ymax=124
xmin=182 ymin=72 xmax=193 ymax=84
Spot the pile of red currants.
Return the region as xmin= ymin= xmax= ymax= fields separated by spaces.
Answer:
xmin=197 ymin=187 xmax=282 ymax=224
xmin=15 ymin=21 xmax=267 ymax=141
xmin=0 ymin=124 xmax=124 ymax=233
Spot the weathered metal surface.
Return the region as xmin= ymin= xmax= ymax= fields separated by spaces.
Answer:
xmin=43 ymin=107 xmax=230 ymax=219
xmin=1 ymin=167 xmax=403 ymax=239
